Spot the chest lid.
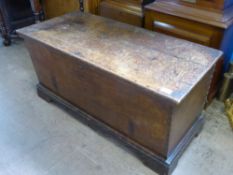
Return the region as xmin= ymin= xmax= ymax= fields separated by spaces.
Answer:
xmin=17 ymin=12 xmax=222 ymax=104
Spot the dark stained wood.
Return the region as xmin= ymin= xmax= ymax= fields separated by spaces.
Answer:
xmin=17 ymin=12 xmax=222 ymax=174
xmin=43 ymin=0 xmax=101 ymax=19
xmin=99 ymin=0 xmax=143 ymax=27
xmin=43 ymin=0 xmax=79 ymax=19
xmin=37 ymin=83 xmax=205 ymax=175
xmin=168 ymin=67 xmax=213 ymax=152
xmin=0 ymin=0 xmax=38 ymax=46
xmin=168 ymin=0 xmax=233 ymax=11
xmin=29 ymin=0 xmax=43 ymax=21
xmin=99 ymin=0 xmax=155 ymax=27
xmin=145 ymin=0 xmax=233 ymax=29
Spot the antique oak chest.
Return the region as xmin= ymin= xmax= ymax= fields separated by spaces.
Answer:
xmin=17 ymin=12 xmax=222 ymax=175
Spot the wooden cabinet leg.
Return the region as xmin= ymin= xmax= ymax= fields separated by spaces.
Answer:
xmin=3 ymin=37 xmax=11 ymax=46
xmin=0 ymin=10 xmax=11 ymax=46
xmin=29 ymin=0 xmax=43 ymax=22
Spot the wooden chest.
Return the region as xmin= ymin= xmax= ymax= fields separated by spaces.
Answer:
xmin=17 ymin=12 xmax=222 ymax=175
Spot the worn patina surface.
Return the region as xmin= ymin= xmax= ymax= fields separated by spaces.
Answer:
xmin=17 ymin=12 xmax=222 ymax=175
xmin=18 ymin=12 xmax=222 ymax=104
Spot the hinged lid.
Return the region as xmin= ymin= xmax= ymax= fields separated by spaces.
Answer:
xmin=17 ymin=12 xmax=222 ymax=104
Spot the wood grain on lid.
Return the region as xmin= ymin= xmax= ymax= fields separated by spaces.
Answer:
xmin=17 ymin=12 xmax=222 ymax=103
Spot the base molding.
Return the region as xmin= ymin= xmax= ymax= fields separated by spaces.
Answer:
xmin=37 ymin=84 xmax=204 ymax=175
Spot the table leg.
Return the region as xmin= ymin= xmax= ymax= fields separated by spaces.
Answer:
xmin=29 ymin=0 xmax=43 ymax=22
xmin=79 ymin=0 xmax=84 ymax=12
xmin=0 ymin=10 xmax=11 ymax=46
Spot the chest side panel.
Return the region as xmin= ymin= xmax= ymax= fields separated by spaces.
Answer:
xmin=168 ymin=67 xmax=214 ymax=153
xmin=26 ymin=38 xmax=172 ymax=157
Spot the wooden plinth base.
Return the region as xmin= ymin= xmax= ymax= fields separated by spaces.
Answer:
xmin=37 ymin=84 xmax=204 ymax=175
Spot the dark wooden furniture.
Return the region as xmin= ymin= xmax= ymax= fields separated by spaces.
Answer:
xmin=18 ymin=12 xmax=222 ymax=175
xmin=43 ymin=0 xmax=80 ymax=19
xmin=29 ymin=0 xmax=44 ymax=22
xmin=99 ymin=0 xmax=155 ymax=26
xmin=0 ymin=0 xmax=42 ymax=46
xmin=41 ymin=0 xmax=153 ymax=22
xmin=174 ymin=0 xmax=233 ymax=11
xmin=42 ymin=0 xmax=101 ymax=19
xmin=144 ymin=0 xmax=233 ymax=104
